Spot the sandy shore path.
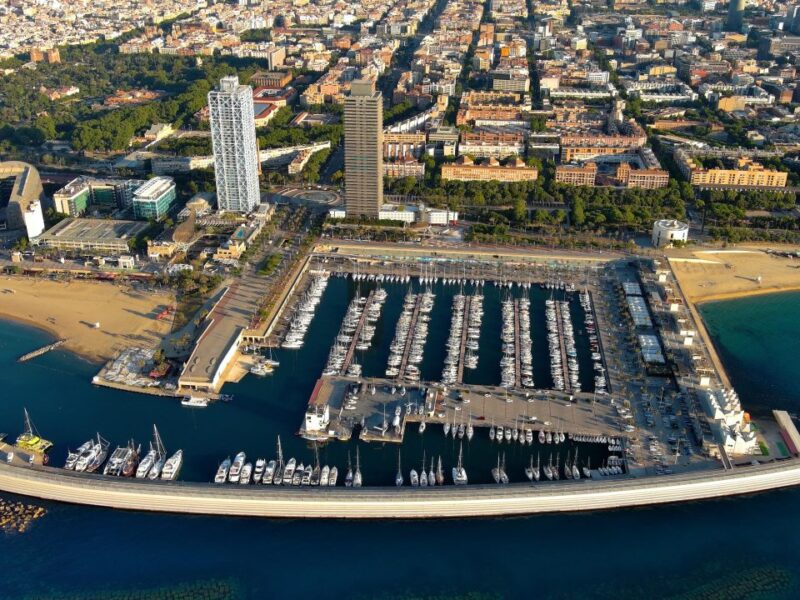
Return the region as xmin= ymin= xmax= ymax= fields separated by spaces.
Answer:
xmin=0 ymin=277 xmax=175 ymax=363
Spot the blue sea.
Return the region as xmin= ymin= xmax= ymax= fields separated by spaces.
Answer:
xmin=1 ymin=287 xmax=799 ymax=599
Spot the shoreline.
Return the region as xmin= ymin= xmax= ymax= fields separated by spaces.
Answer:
xmin=0 ymin=313 xmax=103 ymax=365
xmin=691 ymin=285 xmax=800 ymax=306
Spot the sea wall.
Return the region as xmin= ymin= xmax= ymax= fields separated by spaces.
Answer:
xmin=1 ymin=460 xmax=799 ymax=519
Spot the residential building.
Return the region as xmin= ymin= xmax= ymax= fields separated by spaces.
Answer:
xmin=208 ymin=76 xmax=261 ymax=213
xmin=441 ymin=156 xmax=538 ymax=182
xmin=344 ymin=79 xmax=383 ymax=217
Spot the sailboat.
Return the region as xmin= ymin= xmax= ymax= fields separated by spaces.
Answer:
xmin=435 ymin=456 xmax=444 ymax=486
xmin=572 ymin=449 xmax=581 ymax=480
xmin=498 ymin=454 xmax=508 ymax=484
xmin=582 ymin=458 xmax=592 ymax=479
xmin=420 ymin=452 xmax=428 ymax=486
xmin=147 ymin=425 xmax=167 ymax=480
xmin=552 ymin=453 xmax=560 ymax=480
xmin=16 ymin=408 xmax=53 ymax=459
xmin=489 ymin=419 xmax=496 ymax=442
xmin=273 ymin=436 xmax=285 ymax=486
xmin=443 ymin=420 xmax=451 ymax=437
xmin=345 ymin=452 xmax=353 ymax=487
xmin=353 ymin=447 xmax=363 ymax=488
xmin=533 ymin=453 xmax=541 ymax=482
xmin=428 ymin=457 xmax=436 ymax=487
xmin=452 ymin=442 xmax=468 ymax=485
xmin=466 ymin=415 xmax=474 ymax=441
xmin=419 ymin=420 xmax=426 ymax=434
xmin=525 ymin=455 xmax=535 ymax=481
xmin=395 ymin=450 xmax=404 ymax=487
xmin=543 ymin=454 xmax=554 ymax=481
xmin=491 ymin=453 xmax=502 ymax=484
xmin=563 ymin=451 xmax=573 ymax=479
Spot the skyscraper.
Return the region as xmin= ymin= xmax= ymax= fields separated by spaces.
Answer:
xmin=727 ymin=0 xmax=745 ymax=31
xmin=344 ymin=79 xmax=383 ymax=218
xmin=208 ymin=76 xmax=261 ymax=213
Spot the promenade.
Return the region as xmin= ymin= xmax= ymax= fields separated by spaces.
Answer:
xmin=1 ymin=459 xmax=799 ymax=519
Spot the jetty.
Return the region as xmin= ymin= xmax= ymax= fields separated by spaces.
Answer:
xmin=553 ymin=302 xmax=571 ymax=393
xmin=2 ymin=457 xmax=800 ymax=519
xmin=340 ymin=289 xmax=375 ymax=375
xmin=456 ymin=295 xmax=472 ymax=384
xmin=513 ymin=299 xmax=522 ymax=389
xmin=397 ymin=294 xmax=423 ymax=380
xmin=18 ymin=339 xmax=67 ymax=363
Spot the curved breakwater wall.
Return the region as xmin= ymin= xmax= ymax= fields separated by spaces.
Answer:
xmin=1 ymin=460 xmax=800 ymax=519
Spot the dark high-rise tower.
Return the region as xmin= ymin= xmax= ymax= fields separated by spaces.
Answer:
xmin=344 ymin=79 xmax=383 ymax=218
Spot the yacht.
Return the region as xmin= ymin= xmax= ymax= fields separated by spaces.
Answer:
xmin=320 ymin=465 xmax=330 ymax=487
xmin=65 ymin=440 xmax=93 ymax=471
xmin=282 ymin=457 xmax=297 ymax=485
xmin=160 ymin=450 xmax=183 ymax=481
xmin=214 ymin=457 xmax=231 ymax=483
xmin=329 ymin=466 xmax=339 ymax=486
xmin=263 ymin=460 xmax=277 ymax=485
xmin=136 ymin=446 xmax=157 ymax=479
xmin=229 ymin=452 xmax=247 ymax=483
xmin=253 ymin=458 xmax=266 ymax=484
xmin=410 ymin=469 xmax=419 ymax=487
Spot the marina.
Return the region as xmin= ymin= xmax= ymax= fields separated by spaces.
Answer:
xmin=1 ymin=249 xmax=797 ymax=512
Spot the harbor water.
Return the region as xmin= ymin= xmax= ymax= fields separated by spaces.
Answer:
xmin=0 ymin=290 xmax=799 ymax=598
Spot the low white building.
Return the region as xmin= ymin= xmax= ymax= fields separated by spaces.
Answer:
xmin=701 ymin=388 xmax=758 ymax=455
xmin=652 ymin=219 xmax=689 ymax=247
xmin=329 ymin=203 xmax=458 ymax=225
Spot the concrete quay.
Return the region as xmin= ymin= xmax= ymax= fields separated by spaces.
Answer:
xmin=1 ymin=458 xmax=800 ymax=519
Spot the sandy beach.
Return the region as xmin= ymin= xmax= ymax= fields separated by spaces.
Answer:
xmin=668 ymin=246 xmax=800 ymax=304
xmin=0 ymin=277 xmax=175 ymax=363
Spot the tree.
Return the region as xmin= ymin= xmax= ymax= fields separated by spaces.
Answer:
xmin=571 ymin=197 xmax=586 ymax=228
xmin=512 ymin=197 xmax=527 ymax=223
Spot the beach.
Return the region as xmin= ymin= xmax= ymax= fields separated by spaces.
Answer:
xmin=668 ymin=246 xmax=800 ymax=304
xmin=0 ymin=277 xmax=175 ymax=363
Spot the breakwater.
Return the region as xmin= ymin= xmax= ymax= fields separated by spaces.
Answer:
xmin=2 ymin=459 xmax=800 ymax=519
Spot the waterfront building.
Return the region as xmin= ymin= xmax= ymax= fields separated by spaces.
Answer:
xmin=674 ymin=150 xmax=789 ymax=189
xmin=652 ymin=219 xmax=689 ymax=248
xmin=35 ymin=219 xmax=149 ymax=254
xmin=132 ymin=177 xmax=177 ymax=221
xmin=344 ymin=79 xmax=383 ymax=218
xmin=208 ymin=76 xmax=261 ymax=214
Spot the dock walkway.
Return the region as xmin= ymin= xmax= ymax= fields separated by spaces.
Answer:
xmin=340 ymin=289 xmax=376 ymax=375
xmin=397 ymin=295 xmax=423 ymax=380
xmin=456 ymin=295 xmax=472 ymax=384
xmin=513 ymin=299 xmax=521 ymax=389
xmin=554 ymin=301 xmax=571 ymax=393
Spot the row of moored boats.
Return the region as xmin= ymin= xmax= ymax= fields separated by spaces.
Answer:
xmin=63 ymin=425 xmax=183 ymax=481
xmin=282 ymin=273 xmax=329 ymax=350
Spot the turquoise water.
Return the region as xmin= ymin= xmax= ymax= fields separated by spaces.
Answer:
xmin=0 ymin=289 xmax=799 ymax=598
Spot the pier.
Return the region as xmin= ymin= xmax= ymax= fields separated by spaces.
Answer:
xmin=513 ymin=299 xmax=522 ymax=389
xmin=397 ymin=294 xmax=423 ymax=380
xmin=18 ymin=339 xmax=66 ymax=363
xmin=2 ymin=457 xmax=800 ymax=519
xmin=456 ymin=295 xmax=472 ymax=384
xmin=340 ymin=289 xmax=376 ymax=375
xmin=553 ymin=302 xmax=571 ymax=393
